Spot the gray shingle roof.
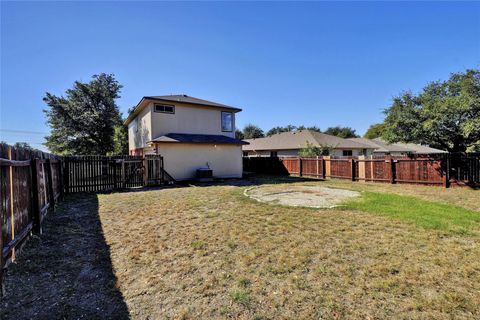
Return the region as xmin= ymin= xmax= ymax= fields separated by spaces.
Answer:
xmin=349 ymin=138 xmax=410 ymax=153
xmin=243 ymin=130 xmax=372 ymax=151
xmin=348 ymin=138 xmax=447 ymax=154
xmin=150 ymin=133 xmax=249 ymax=145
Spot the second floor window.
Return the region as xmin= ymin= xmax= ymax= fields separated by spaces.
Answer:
xmin=221 ymin=112 xmax=233 ymax=132
xmin=154 ymin=104 xmax=175 ymax=114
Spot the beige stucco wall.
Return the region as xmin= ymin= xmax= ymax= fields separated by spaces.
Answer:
xmin=128 ymin=101 xmax=237 ymax=152
xmin=150 ymin=102 xmax=236 ymax=139
xmin=245 ymin=149 xmax=299 ymax=157
xmin=155 ymin=143 xmax=243 ymax=181
xmin=330 ymin=148 xmax=373 ymax=157
xmin=128 ymin=106 xmax=152 ymax=150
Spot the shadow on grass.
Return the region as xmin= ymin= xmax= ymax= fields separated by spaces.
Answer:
xmin=0 ymin=194 xmax=129 ymax=319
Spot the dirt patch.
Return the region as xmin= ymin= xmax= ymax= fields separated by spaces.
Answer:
xmin=245 ymin=185 xmax=360 ymax=208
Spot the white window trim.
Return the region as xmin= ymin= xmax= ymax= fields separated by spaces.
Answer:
xmin=221 ymin=111 xmax=233 ymax=132
xmin=154 ymin=104 xmax=175 ymax=114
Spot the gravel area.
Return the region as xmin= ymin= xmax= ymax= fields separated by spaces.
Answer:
xmin=245 ymin=185 xmax=360 ymax=208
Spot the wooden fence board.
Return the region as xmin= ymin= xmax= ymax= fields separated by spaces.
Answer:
xmin=0 ymin=145 xmax=168 ymax=297
xmin=244 ymin=154 xmax=479 ymax=187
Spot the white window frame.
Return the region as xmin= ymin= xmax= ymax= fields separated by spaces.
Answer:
xmin=221 ymin=111 xmax=233 ymax=132
xmin=154 ymin=104 xmax=175 ymax=114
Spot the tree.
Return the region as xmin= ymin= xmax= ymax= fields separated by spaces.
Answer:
xmin=364 ymin=123 xmax=387 ymax=139
xmin=266 ymin=125 xmax=297 ymax=136
xmin=235 ymin=129 xmax=244 ymax=140
xmin=323 ymin=126 xmax=358 ymax=138
xmin=111 ymin=124 xmax=129 ymax=155
xmin=298 ymin=141 xmax=332 ymax=156
xmin=43 ymin=73 xmax=123 ymax=155
xmin=13 ymin=142 xmax=33 ymax=150
xmin=265 ymin=125 xmax=321 ymax=136
xmin=297 ymin=125 xmax=322 ymax=133
xmin=383 ymin=69 xmax=480 ymax=152
xmin=242 ymin=124 xmax=264 ymax=139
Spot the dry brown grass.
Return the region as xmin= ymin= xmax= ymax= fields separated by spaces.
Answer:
xmin=93 ymin=180 xmax=480 ymax=319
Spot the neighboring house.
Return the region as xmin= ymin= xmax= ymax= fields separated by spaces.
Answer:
xmin=124 ymin=94 xmax=247 ymax=180
xmin=348 ymin=138 xmax=447 ymax=155
xmin=242 ymin=130 xmax=375 ymax=157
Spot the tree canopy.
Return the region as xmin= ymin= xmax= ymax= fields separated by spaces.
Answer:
xmin=235 ymin=129 xmax=245 ymax=140
xmin=266 ymin=125 xmax=321 ymax=136
xmin=383 ymin=69 xmax=480 ymax=152
xmin=323 ymin=126 xmax=358 ymax=138
xmin=364 ymin=123 xmax=387 ymax=139
xmin=265 ymin=125 xmax=297 ymax=136
xmin=298 ymin=141 xmax=332 ymax=156
xmin=242 ymin=124 xmax=265 ymax=139
xmin=43 ymin=73 xmax=124 ymax=155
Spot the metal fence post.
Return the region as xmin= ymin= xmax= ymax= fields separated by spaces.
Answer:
xmin=444 ymin=154 xmax=451 ymax=188
xmin=299 ymin=157 xmax=303 ymax=177
xmin=390 ymin=159 xmax=396 ymax=184
xmin=351 ymin=158 xmax=356 ymax=181
xmin=322 ymin=157 xmax=326 ymax=180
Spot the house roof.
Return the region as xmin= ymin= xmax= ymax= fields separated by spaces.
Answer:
xmin=242 ymin=130 xmax=372 ymax=151
xmin=391 ymin=141 xmax=447 ymax=154
xmin=149 ymin=133 xmax=249 ymax=145
xmin=348 ymin=137 xmax=447 ymax=154
xmin=349 ymin=138 xmax=410 ymax=153
xmin=124 ymin=94 xmax=241 ymax=125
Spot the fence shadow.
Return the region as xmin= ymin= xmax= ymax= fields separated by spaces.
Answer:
xmin=0 ymin=194 xmax=130 ymax=319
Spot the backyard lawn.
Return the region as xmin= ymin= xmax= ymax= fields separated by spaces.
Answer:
xmin=1 ymin=177 xmax=479 ymax=319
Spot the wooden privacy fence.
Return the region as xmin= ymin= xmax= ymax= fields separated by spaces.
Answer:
xmin=63 ymin=155 xmax=169 ymax=193
xmin=285 ymin=156 xmax=449 ymax=186
xmin=0 ymin=144 xmax=172 ymax=296
xmin=244 ymin=154 xmax=480 ymax=188
xmin=0 ymin=144 xmax=62 ymax=296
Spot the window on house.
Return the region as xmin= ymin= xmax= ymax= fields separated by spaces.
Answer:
xmin=270 ymin=151 xmax=278 ymax=157
xmin=221 ymin=112 xmax=233 ymax=132
xmin=134 ymin=118 xmax=139 ymax=133
xmin=154 ymin=104 xmax=175 ymax=114
xmin=342 ymin=150 xmax=353 ymax=156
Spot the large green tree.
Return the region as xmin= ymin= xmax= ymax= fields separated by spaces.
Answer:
xmin=323 ymin=126 xmax=358 ymax=138
xmin=364 ymin=123 xmax=387 ymax=139
xmin=242 ymin=124 xmax=264 ymax=139
xmin=111 ymin=124 xmax=129 ymax=155
xmin=266 ymin=125 xmax=297 ymax=136
xmin=235 ymin=129 xmax=245 ymax=140
xmin=43 ymin=73 xmax=123 ymax=155
xmin=383 ymin=69 xmax=480 ymax=152
xmin=266 ymin=125 xmax=321 ymax=136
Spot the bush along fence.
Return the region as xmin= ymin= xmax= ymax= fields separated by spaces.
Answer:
xmin=0 ymin=143 xmax=173 ymax=297
xmin=244 ymin=154 xmax=480 ymax=188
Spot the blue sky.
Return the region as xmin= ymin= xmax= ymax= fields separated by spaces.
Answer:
xmin=1 ymin=1 xmax=479 ymax=150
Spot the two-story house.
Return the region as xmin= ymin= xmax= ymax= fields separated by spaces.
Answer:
xmin=124 ymin=95 xmax=247 ymax=180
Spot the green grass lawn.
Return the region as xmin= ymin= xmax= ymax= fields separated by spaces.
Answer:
xmin=1 ymin=176 xmax=479 ymax=319
xmin=341 ymin=191 xmax=480 ymax=235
